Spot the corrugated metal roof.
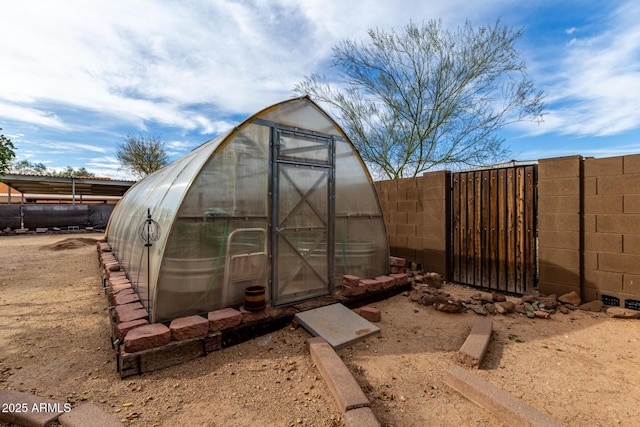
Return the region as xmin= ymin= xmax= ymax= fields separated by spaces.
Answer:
xmin=0 ymin=174 xmax=135 ymax=197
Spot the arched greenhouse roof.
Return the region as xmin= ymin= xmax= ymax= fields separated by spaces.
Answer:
xmin=107 ymin=96 xmax=389 ymax=322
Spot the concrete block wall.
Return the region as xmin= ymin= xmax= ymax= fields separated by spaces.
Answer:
xmin=582 ymin=154 xmax=640 ymax=307
xmin=537 ymin=156 xmax=582 ymax=297
xmin=374 ymin=171 xmax=450 ymax=278
xmin=376 ymin=153 xmax=640 ymax=306
xmin=529 ymin=154 xmax=640 ymax=306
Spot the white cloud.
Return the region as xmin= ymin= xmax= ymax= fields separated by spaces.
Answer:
xmin=0 ymin=103 xmax=67 ymax=130
xmin=0 ymin=0 xmax=502 ymax=137
xmin=7 ymin=0 xmax=638 ymax=173
xmin=531 ymin=1 xmax=640 ymax=137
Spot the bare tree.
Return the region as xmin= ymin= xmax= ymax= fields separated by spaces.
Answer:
xmin=294 ymin=20 xmax=545 ymax=179
xmin=116 ymin=135 xmax=169 ymax=178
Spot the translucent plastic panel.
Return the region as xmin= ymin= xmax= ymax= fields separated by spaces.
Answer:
xmin=154 ymin=125 xmax=270 ymax=321
xmin=261 ymin=98 xmax=337 ymax=136
xmin=278 ymin=130 xmax=330 ymax=164
xmin=335 ymin=217 xmax=388 ymax=281
xmin=333 ymin=138 xmax=389 ymax=281
xmin=275 ymin=234 xmax=328 ymax=304
xmin=334 ymin=138 xmax=381 ymax=215
xmin=275 ymin=163 xmax=329 ymax=305
xmin=178 ymin=125 xmax=269 ymax=218
xmin=154 ymin=218 xmax=269 ymax=322
xmin=107 ymin=136 xmax=227 ymax=317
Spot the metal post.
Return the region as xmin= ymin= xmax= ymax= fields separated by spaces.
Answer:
xmin=71 ymin=178 xmax=76 ymax=205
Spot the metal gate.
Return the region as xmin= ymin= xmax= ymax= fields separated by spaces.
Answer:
xmin=450 ymin=164 xmax=537 ymax=294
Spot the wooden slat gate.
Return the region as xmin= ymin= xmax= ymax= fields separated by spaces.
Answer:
xmin=450 ymin=165 xmax=537 ymax=294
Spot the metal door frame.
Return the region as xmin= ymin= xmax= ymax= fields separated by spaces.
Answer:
xmin=268 ymin=125 xmax=335 ymax=306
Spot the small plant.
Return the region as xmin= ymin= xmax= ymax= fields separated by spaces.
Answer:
xmin=508 ymin=334 xmax=525 ymax=343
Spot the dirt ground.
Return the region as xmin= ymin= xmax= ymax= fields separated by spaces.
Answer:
xmin=1 ymin=234 xmax=639 ymax=427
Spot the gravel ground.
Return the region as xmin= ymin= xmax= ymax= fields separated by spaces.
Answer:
xmin=1 ymin=234 xmax=639 ymax=426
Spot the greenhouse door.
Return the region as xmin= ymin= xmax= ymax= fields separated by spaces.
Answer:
xmin=271 ymin=128 xmax=334 ymax=306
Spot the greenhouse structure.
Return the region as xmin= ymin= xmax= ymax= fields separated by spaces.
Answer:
xmin=106 ymin=97 xmax=389 ymax=323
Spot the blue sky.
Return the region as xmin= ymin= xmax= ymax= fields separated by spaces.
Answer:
xmin=1 ymin=0 xmax=639 ymax=179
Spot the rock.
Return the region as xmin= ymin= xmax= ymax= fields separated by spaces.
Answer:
xmin=495 ymin=303 xmax=507 ymax=314
xmin=558 ymin=291 xmax=582 ymax=306
xmin=484 ymin=303 xmax=497 ymax=315
xmin=521 ymin=294 xmax=537 ymax=304
xmin=423 ymin=272 xmax=443 ymax=288
xmin=606 ymin=307 xmax=640 ymax=319
xmin=538 ymin=295 xmax=558 ymax=309
xmin=523 ymin=302 xmax=535 ymax=319
xmin=467 ymin=304 xmax=487 ymax=316
xmin=578 ymin=300 xmax=604 ymax=312
xmin=558 ymin=305 xmax=570 ymax=314
xmin=435 ymin=300 xmax=462 ymax=313
xmin=420 ymin=293 xmax=451 ymax=306
xmin=534 ymin=310 xmax=551 ymax=319
xmin=409 ymin=291 xmax=422 ymax=302
xmin=471 ymin=293 xmax=483 ymax=301
xmin=497 ymin=301 xmax=516 ymax=313
xmin=492 ymin=292 xmax=507 ymax=302
xmin=514 ymin=304 xmax=526 ymax=315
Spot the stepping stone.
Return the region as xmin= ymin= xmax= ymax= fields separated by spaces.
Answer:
xmin=58 ymin=402 xmax=125 ymax=427
xmin=0 ymin=389 xmax=64 ymax=427
xmin=295 ymin=303 xmax=379 ymax=349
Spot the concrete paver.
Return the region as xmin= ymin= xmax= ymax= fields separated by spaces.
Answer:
xmin=307 ymin=337 xmax=370 ymax=412
xmin=344 ymin=407 xmax=381 ymax=427
xmin=457 ymin=317 xmax=493 ymax=367
xmin=295 ymin=303 xmax=379 ymax=349
xmin=58 ymin=403 xmax=125 ymax=427
xmin=444 ymin=366 xmax=562 ymax=427
xmin=0 ymin=389 xmax=64 ymax=427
